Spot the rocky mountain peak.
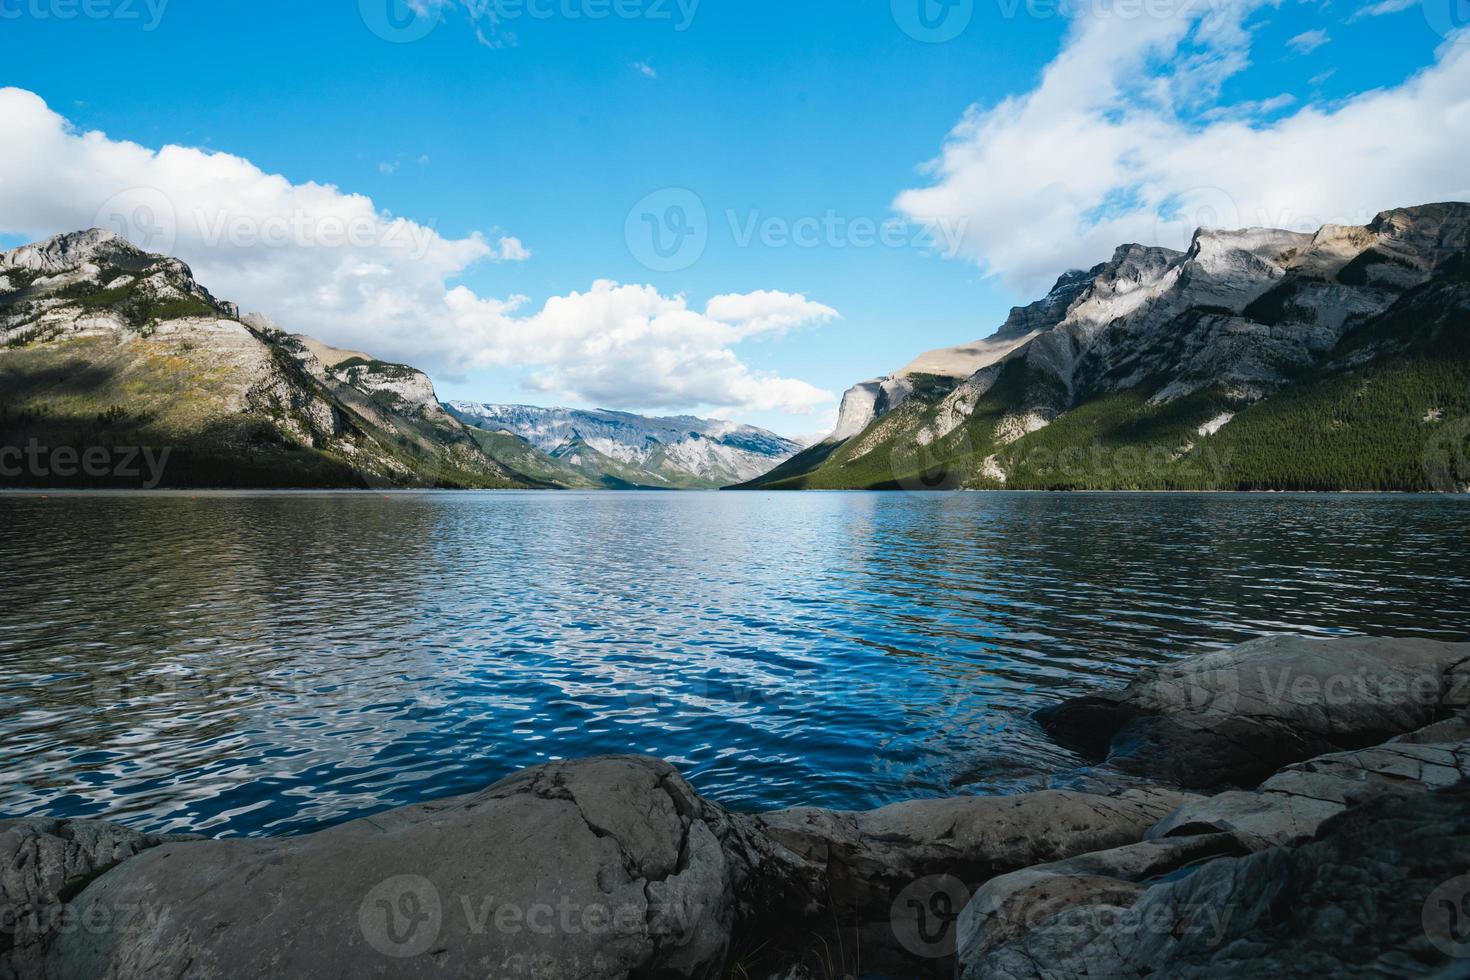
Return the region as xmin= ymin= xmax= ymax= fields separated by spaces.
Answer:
xmin=0 ymin=228 xmax=129 ymax=273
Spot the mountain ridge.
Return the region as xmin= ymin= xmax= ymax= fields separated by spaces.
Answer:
xmin=0 ymin=229 xmax=521 ymax=489
xmin=447 ymin=402 xmax=801 ymax=489
xmin=739 ymin=202 xmax=1470 ymax=492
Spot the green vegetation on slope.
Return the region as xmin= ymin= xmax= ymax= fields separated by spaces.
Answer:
xmin=740 ymin=269 xmax=1470 ymax=493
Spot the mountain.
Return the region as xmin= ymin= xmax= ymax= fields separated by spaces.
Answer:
xmin=0 ymin=230 xmax=523 ymax=489
xmin=447 ymin=403 xmax=802 ymax=489
xmin=739 ymin=203 xmax=1470 ymax=492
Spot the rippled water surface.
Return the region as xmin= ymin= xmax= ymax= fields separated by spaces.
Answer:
xmin=2 ymin=491 xmax=1468 ymax=837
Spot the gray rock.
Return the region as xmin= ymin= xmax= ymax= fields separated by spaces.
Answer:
xmin=0 ymin=818 xmax=179 ymax=980
xmin=49 ymin=756 xmax=745 ymax=980
xmin=1149 ymin=713 xmax=1470 ymax=848
xmin=742 ymin=786 xmax=1192 ymax=975
xmin=1036 ymin=634 xmax=1470 ymax=789
xmin=962 ymin=782 xmax=1470 ymax=978
xmin=20 ymin=758 xmax=1195 ymax=980
xmin=957 ymin=832 xmax=1252 ymax=967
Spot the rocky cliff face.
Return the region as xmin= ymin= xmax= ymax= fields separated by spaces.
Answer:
xmin=746 ymin=202 xmax=1470 ymax=491
xmin=0 ymin=230 xmax=520 ymax=489
xmin=448 ymin=403 xmax=801 ymax=489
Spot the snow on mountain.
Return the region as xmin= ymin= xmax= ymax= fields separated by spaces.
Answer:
xmin=446 ymin=403 xmax=801 ymax=487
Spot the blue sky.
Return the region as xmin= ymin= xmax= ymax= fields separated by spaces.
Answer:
xmin=0 ymin=0 xmax=1464 ymax=436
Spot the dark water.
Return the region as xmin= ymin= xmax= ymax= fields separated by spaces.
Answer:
xmin=2 ymin=490 xmax=1468 ymax=838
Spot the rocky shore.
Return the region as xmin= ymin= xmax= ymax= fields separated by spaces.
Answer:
xmin=4 ymin=635 xmax=1469 ymax=979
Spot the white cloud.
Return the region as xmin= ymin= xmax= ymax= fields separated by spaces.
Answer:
xmin=632 ymin=61 xmax=658 ymax=79
xmin=378 ymin=161 xmax=398 ymax=175
xmin=445 ymin=281 xmax=835 ymax=412
xmin=493 ymin=236 xmax=532 ymax=261
xmin=705 ymin=290 xmax=839 ymax=338
xmin=1286 ymin=29 xmax=1330 ymax=54
xmin=0 ymin=88 xmax=834 ymax=418
xmin=895 ymin=2 xmax=1470 ymax=294
xmin=1350 ymin=0 xmax=1418 ymax=20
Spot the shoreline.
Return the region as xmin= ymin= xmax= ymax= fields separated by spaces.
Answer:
xmin=5 ymin=633 xmax=1469 ymax=978
xmin=4 ymin=486 xmax=1468 ymax=496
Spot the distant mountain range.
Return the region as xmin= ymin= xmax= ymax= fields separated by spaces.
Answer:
xmin=0 ymin=230 xmax=798 ymax=490
xmin=740 ymin=203 xmax=1470 ymax=492
xmin=446 ymin=403 xmax=801 ymax=489
xmin=6 ymin=210 xmax=1467 ymax=493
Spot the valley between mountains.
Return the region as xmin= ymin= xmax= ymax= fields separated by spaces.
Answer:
xmin=3 ymin=203 xmax=1468 ymax=492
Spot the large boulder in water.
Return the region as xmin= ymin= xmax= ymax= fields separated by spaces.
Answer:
xmin=1035 ymin=635 xmax=1470 ymax=789
xmin=48 ymin=756 xmax=748 ymax=980
xmin=18 ymin=756 xmax=1195 ymax=980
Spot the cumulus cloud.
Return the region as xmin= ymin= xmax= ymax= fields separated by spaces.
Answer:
xmin=704 ymin=290 xmax=839 ymax=338
xmin=0 ymin=88 xmax=834 ymax=417
xmin=443 ymin=282 xmax=835 ymax=411
xmin=894 ymin=1 xmax=1470 ymax=294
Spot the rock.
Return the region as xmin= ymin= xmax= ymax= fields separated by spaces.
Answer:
xmin=961 ymin=782 xmax=1470 ymax=978
xmin=1036 ymin=635 xmax=1470 ymax=789
xmin=49 ymin=757 xmax=746 ymax=980
xmin=0 ymin=818 xmax=181 ymax=979
xmin=20 ymin=756 xmax=1196 ymax=980
xmin=956 ymin=832 xmax=1252 ymax=967
xmin=1147 ymin=712 xmax=1470 ymax=848
xmin=741 ymin=786 xmax=1193 ymax=975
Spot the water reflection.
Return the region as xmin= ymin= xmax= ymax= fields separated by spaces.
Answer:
xmin=1 ymin=490 xmax=1467 ymax=837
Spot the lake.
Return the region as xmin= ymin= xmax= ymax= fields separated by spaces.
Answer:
xmin=2 ymin=490 xmax=1467 ymax=838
